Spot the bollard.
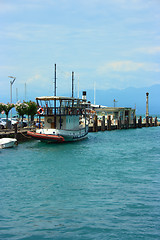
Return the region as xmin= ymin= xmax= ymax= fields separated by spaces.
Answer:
xmin=125 ymin=117 xmax=129 ymax=129
xmin=107 ymin=115 xmax=111 ymax=131
xmin=146 ymin=116 xmax=149 ymax=127
xmin=155 ymin=117 xmax=157 ymax=127
xmin=118 ymin=117 xmax=121 ymax=129
xmin=101 ymin=116 xmax=105 ymax=131
xmin=150 ymin=117 xmax=153 ymax=127
xmin=14 ymin=123 xmax=18 ymax=139
xmin=138 ymin=116 xmax=142 ymax=128
xmin=93 ymin=115 xmax=98 ymax=132
xmin=133 ymin=116 xmax=137 ymax=128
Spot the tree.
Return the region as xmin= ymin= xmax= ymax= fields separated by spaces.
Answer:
xmin=26 ymin=101 xmax=38 ymax=125
xmin=15 ymin=102 xmax=29 ymax=127
xmin=1 ymin=103 xmax=15 ymax=128
xmin=0 ymin=103 xmax=3 ymax=114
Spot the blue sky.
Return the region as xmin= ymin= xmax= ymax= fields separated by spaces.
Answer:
xmin=0 ymin=0 xmax=160 ymax=103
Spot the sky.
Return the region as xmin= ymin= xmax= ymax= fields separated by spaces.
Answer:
xmin=0 ymin=0 xmax=160 ymax=104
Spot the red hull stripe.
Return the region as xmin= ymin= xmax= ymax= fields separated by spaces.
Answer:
xmin=27 ymin=131 xmax=64 ymax=142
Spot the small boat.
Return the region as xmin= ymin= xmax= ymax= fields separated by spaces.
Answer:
xmin=27 ymin=131 xmax=64 ymax=143
xmin=27 ymin=96 xmax=88 ymax=143
xmin=0 ymin=138 xmax=17 ymax=149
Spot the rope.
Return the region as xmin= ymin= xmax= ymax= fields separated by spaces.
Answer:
xmin=19 ymin=131 xmax=32 ymax=139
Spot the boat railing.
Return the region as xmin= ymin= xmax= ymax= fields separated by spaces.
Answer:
xmin=41 ymin=107 xmax=85 ymax=116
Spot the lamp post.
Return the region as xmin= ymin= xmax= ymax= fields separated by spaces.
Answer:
xmin=8 ymin=76 xmax=16 ymax=128
xmin=113 ymin=99 xmax=118 ymax=108
xmin=146 ymin=92 xmax=149 ymax=117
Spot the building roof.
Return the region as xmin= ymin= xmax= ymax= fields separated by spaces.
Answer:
xmin=95 ymin=107 xmax=135 ymax=112
xmin=36 ymin=96 xmax=82 ymax=101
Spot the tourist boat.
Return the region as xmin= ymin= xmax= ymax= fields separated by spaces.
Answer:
xmin=0 ymin=138 xmax=17 ymax=149
xmin=27 ymin=96 xmax=88 ymax=143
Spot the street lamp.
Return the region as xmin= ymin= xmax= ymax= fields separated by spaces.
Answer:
xmin=8 ymin=76 xmax=16 ymax=128
xmin=113 ymin=99 xmax=118 ymax=108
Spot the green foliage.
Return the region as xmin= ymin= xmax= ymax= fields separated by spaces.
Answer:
xmin=0 ymin=103 xmax=3 ymax=113
xmin=1 ymin=103 xmax=15 ymax=116
xmin=15 ymin=102 xmax=29 ymax=117
xmin=26 ymin=101 xmax=37 ymax=117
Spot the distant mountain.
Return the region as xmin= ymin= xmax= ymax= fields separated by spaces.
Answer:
xmin=84 ymin=84 xmax=160 ymax=115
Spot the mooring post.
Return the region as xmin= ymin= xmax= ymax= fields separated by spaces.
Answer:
xmin=125 ymin=116 xmax=129 ymax=129
xmin=138 ymin=116 xmax=142 ymax=128
xmin=155 ymin=117 xmax=157 ymax=126
xmin=14 ymin=123 xmax=17 ymax=139
xmin=107 ymin=115 xmax=111 ymax=131
xmin=146 ymin=116 xmax=149 ymax=127
xmin=118 ymin=117 xmax=121 ymax=129
xmin=150 ymin=117 xmax=153 ymax=127
xmin=133 ymin=115 xmax=137 ymax=128
xmin=101 ymin=116 xmax=105 ymax=131
xmin=93 ymin=115 xmax=98 ymax=132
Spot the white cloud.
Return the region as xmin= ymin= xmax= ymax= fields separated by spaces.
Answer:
xmin=0 ymin=65 xmax=15 ymax=71
xmin=136 ymin=46 xmax=160 ymax=54
xmin=0 ymin=0 xmax=55 ymax=13
xmin=98 ymin=61 xmax=160 ymax=74
xmin=0 ymin=2 xmax=16 ymax=13
xmin=27 ymin=74 xmax=41 ymax=84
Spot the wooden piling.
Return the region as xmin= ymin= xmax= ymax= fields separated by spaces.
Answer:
xmin=133 ymin=116 xmax=137 ymax=128
xmin=150 ymin=117 xmax=153 ymax=127
xmin=125 ymin=117 xmax=129 ymax=129
xmin=118 ymin=117 xmax=121 ymax=129
xmin=107 ymin=115 xmax=111 ymax=131
xmin=14 ymin=124 xmax=17 ymax=139
xmin=101 ymin=116 xmax=105 ymax=131
xmin=138 ymin=116 xmax=142 ymax=128
xmin=93 ymin=115 xmax=98 ymax=132
xmin=146 ymin=116 xmax=149 ymax=127
xmin=155 ymin=117 xmax=157 ymax=126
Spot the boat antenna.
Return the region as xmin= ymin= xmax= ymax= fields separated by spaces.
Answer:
xmin=78 ymin=74 xmax=79 ymax=98
xmin=94 ymin=81 xmax=96 ymax=105
xmin=25 ymin=82 xmax=27 ymax=101
xmin=54 ymin=63 xmax=56 ymax=96
xmin=72 ymin=71 xmax=74 ymax=98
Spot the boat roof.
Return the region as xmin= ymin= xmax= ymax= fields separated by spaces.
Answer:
xmin=36 ymin=96 xmax=83 ymax=101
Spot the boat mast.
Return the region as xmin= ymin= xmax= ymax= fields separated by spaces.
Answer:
xmin=78 ymin=74 xmax=79 ymax=98
xmin=54 ymin=63 xmax=56 ymax=127
xmin=72 ymin=71 xmax=74 ymax=107
xmin=72 ymin=71 xmax=74 ymax=98
xmin=54 ymin=64 xmax=56 ymax=97
xmin=94 ymin=81 xmax=96 ymax=105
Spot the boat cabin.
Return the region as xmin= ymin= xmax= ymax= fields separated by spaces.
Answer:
xmin=36 ymin=96 xmax=86 ymax=130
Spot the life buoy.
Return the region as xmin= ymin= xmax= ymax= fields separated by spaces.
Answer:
xmin=37 ymin=107 xmax=44 ymax=115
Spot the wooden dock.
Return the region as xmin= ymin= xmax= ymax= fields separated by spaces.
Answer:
xmin=88 ymin=116 xmax=159 ymax=132
xmin=0 ymin=127 xmax=35 ymax=142
xmin=0 ymin=116 xmax=159 ymax=142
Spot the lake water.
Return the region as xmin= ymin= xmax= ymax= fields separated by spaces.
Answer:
xmin=0 ymin=127 xmax=160 ymax=240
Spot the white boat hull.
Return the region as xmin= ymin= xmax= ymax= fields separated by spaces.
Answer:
xmin=0 ymin=138 xmax=17 ymax=149
xmin=36 ymin=127 xmax=88 ymax=142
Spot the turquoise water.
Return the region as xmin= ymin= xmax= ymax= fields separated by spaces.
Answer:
xmin=0 ymin=127 xmax=160 ymax=240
